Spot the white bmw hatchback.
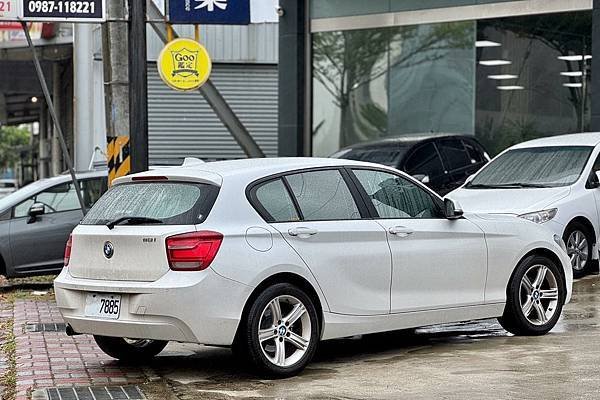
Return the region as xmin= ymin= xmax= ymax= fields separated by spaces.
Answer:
xmin=54 ymin=158 xmax=572 ymax=377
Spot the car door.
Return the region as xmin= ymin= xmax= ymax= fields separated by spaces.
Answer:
xmin=258 ymin=169 xmax=392 ymax=316
xmin=348 ymin=167 xmax=487 ymax=313
xmin=8 ymin=179 xmax=100 ymax=274
xmin=403 ymin=142 xmax=449 ymax=195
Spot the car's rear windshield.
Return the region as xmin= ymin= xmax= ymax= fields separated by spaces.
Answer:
xmin=468 ymin=146 xmax=593 ymax=188
xmin=81 ymin=181 xmax=219 ymax=225
xmin=338 ymin=146 xmax=408 ymax=167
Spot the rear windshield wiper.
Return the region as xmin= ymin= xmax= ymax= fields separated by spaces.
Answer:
xmin=106 ymin=216 xmax=164 ymax=230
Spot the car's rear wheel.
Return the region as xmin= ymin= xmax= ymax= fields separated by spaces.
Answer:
xmin=498 ymin=255 xmax=565 ymax=336
xmin=563 ymin=222 xmax=594 ymax=279
xmin=93 ymin=336 xmax=168 ymax=362
xmin=237 ymin=283 xmax=319 ymax=378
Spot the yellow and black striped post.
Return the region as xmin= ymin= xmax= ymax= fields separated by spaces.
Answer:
xmin=107 ymin=136 xmax=131 ymax=186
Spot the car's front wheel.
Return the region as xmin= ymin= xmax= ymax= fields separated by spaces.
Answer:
xmin=498 ymin=254 xmax=565 ymax=336
xmin=563 ymin=222 xmax=594 ymax=279
xmin=237 ymin=283 xmax=320 ymax=378
xmin=94 ymin=336 xmax=168 ymax=362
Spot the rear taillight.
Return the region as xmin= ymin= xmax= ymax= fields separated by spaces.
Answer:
xmin=64 ymin=234 xmax=72 ymax=267
xmin=166 ymin=231 xmax=223 ymax=271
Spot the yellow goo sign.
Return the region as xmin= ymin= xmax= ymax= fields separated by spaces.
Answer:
xmin=157 ymin=38 xmax=212 ymax=92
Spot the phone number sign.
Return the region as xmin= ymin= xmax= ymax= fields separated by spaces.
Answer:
xmin=22 ymin=0 xmax=105 ymax=21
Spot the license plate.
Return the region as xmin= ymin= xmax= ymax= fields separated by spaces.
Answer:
xmin=84 ymin=293 xmax=121 ymax=320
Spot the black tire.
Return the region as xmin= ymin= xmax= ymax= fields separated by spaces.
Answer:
xmin=563 ymin=222 xmax=594 ymax=279
xmin=498 ymin=255 xmax=565 ymax=336
xmin=236 ymin=283 xmax=320 ymax=378
xmin=94 ymin=336 xmax=168 ymax=362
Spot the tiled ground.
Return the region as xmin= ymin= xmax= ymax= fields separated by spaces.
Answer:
xmin=8 ymin=300 xmax=147 ymax=400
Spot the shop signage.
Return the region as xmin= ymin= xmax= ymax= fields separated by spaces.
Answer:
xmin=168 ymin=0 xmax=250 ymax=25
xmin=157 ymin=38 xmax=212 ymax=92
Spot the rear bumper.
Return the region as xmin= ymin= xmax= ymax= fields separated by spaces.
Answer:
xmin=53 ymin=268 xmax=252 ymax=346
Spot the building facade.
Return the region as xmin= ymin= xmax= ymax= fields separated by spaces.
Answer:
xmin=279 ymin=0 xmax=595 ymax=158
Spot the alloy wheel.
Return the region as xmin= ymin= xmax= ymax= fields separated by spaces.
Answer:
xmin=258 ymin=295 xmax=311 ymax=367
xmin=519 ymin=264 xmax=559 ymax=326
xmin=567 ymin=230 xmax=589 ymax=271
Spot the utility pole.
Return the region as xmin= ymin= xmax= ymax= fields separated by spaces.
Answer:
xmin=102 ymin=0 xmax=130 ymax=183
xmin=128 ymin=0 xmax=148 ymax=173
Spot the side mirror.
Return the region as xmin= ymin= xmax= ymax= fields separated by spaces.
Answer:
xmin=27 ymin=203 xmax=45 ymax=224
xmin=413 ymin=174 xmax=430 ymax=184
xmin=465 ymin=174 xmax=476 ymax=184
xmin=444 ymin=198 xmax=464 ymax=220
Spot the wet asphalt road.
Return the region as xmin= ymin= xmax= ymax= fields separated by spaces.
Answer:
xmin=142 ymin=276 xmax=600 ymax=400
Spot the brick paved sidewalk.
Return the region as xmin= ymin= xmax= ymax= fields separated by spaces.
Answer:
xmin=10 ymin=300 xmax=148 ymax=400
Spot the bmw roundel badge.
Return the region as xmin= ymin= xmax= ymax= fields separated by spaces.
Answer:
xmin=103 ymin=241 xmax=114 ymax=259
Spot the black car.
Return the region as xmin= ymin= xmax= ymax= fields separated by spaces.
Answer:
xmin=331 ymin=134 xmax=490 ymax=195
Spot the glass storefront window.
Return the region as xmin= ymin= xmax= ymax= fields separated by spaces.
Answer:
xmin=476 ymin=13 xmax=592 ymax=156
xmin=312 ymin=21 xmax=475 ymax=157
xmin=312 ymin=11 xmax=592 ymax=158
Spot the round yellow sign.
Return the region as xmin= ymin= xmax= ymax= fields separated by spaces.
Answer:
xmin=157 ymin=38 xmax=212 ymax=92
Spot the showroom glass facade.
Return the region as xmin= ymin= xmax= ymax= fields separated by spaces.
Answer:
xmin=311 ymin=5 xmax=592 ymax=157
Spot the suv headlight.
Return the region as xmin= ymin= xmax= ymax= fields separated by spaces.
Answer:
xmin=518 ymin=208 xmax=558 ymax=224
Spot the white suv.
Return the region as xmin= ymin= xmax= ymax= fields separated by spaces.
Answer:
xmin=449 ymin=132 xmax=600 ymax=278
xmin=54 ymin=158 xmax=571 ymax=377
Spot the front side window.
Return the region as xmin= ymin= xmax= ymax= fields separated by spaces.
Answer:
xmin=81 ymin=182 xmax=218 ymax=225
xmin=438 ymin=139 xmax=471 ymax=170
xmin=286 ymin=170 xmax=361 ymax=221
xmin=353 ymin=169 xmax=442 ymax=219
xmin=404 ymin=142 xmax=444 ymax=178
xmin=468 ymin=146 xmax=593 ymax=188
xmin=254 ymin=179 xmax=300 ymax=222
xmin=463 ymin=140 xmax=485 ymax=164
xmin=14 ymin=182 xmax=81 ymax=218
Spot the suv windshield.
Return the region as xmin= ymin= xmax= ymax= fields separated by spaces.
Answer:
xmin=81 ymin=182 xmax=218 ymax=225
xmin=468 ymin=146 xmax=593 ymax=188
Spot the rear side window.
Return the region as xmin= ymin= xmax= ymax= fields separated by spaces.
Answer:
xmin=438 ymin=139 xmax=470 ymax=170
xmin=404 ymin=143 xmax=444 ymax=178
xmin=81 ymin=182 xmax=218 ymax=225
xmin=254 ymin=179 xmax=300 ymax=222
xmin=286 ymin=170 xmax=360 ymax=221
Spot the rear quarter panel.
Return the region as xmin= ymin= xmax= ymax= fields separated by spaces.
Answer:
xmin=201 ymin=175 xmax=331 ymax=313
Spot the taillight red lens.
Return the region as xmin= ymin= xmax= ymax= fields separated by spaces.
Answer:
xmin=64 ymin=234 xmax=73 ymax=267
xmin=166 ymin=231 xmax=223 ymax=271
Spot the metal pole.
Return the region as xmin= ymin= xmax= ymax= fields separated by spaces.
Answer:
xmin=129 ymin=0 xmax=149 ymax=172
xmin=20 ymin=21 xmax=86 ymax=214
xmin=146 ymin=0 xmax=265 ymax=158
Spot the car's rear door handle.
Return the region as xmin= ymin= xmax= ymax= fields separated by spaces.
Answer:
xmin=388 ymin=226 xmax=414 ymax=237
xmin=288 ymin=227 xmax=319 ymax=237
